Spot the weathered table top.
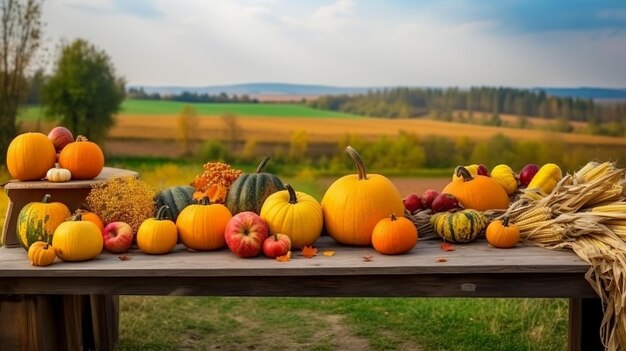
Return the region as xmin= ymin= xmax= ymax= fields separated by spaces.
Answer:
xmin=3 ymin=167 xmax=139 ymax=190
xmin=0 ymin=237 xmax=596 ymax=298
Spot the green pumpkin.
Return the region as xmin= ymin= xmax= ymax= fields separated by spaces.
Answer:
xmin=154 ymin=186 xmax=195 ymax=222
xmin=225 ymin=157 xmax=284 ymax=215
xmin=17 ymin=194 xmax=71 ymax=250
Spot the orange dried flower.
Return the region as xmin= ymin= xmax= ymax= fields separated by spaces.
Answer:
xmin=191 ymin=162 xmax=243 ymax=204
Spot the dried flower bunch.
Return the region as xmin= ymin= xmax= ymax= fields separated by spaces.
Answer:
xmin=86 ymin=176 xmax=157 ymax=234
xmin=191 ymin=162 xmax=243 ymax=203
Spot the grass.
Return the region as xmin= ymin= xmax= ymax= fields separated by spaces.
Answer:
xmin=117 ymin=296 xmax=568 ymax=351
xmin=0 ymin=162 xmax=569 ymax=350
xmin=18 ymin=99 xmax=363 ymax=121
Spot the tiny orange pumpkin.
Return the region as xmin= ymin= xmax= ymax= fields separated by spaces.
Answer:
xmin=372 ymin=214 xmax=418 ymax=255
xmin=486 ymin=216 xmax=520 ymax=248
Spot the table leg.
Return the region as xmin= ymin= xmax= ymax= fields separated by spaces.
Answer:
xmin=568 ymin=297 xmax=604 ymax=351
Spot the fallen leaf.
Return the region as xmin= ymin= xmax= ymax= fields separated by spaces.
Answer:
xmin=362 ymin=254 xmax=374 ymax=262
xmin=276 ymin=251 xmax=292 ymax=262
xmin=300 ymin=246 xmax=318 ymax=258
xmin=435 ymin=257 xmax=448 ymax=263
xmin=322 ymin=250 xmax=336 ymax=257
xmin=440 ymin=242 xmax=456 ymax=252
xmin=118 ymin=255 xmax=131 ymax=261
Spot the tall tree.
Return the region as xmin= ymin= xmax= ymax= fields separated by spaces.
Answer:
xmin=0 ymin=0 xmax=42 ymax=164
xmin=43 ymin=39 xmax=125 ymax=143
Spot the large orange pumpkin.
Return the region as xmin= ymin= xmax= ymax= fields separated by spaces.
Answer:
xmin=176 ymin=197 xmax=232 ymax=250
xmin=58 ymin=135 xmax=105 ymax=180
xmin=321 ymin=146 xmax=404 ymax=246
xmin=442 ymin=166 xmax=510 ymax=211
xmin=6 ymin=132 xmax=57 ymax=181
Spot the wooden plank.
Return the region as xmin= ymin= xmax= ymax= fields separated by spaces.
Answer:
xmin=0 ymin=238 xmax=590 ymax=278
xmin=2 ymin=167 xmax=139 ymax=190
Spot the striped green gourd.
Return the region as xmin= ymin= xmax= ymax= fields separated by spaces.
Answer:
xmin=17 ymin=194 xmax=71 ymax=250
xmin=225 ymin=157 xmax=284 ymax=215
xmin=430 ymin=209 xmax=489 ymax=243
xmin=154 ymin=186 xmax=195 ymax=222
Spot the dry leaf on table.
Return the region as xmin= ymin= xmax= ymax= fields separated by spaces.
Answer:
xmin=322 ymin=250 xmax=336 ymax=257
xmin=300 ymin=246 xmax=318 ymax=258
xmin=440 ymin=242 xmax=456 ymax=252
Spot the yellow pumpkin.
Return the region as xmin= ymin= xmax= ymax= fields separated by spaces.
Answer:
xmin=486 ymin=216 xmax=520 ymax=248
xmin=52 ymin=215 xmax=103 ymax=262
xmin=442 ymin=166 xmax=510 ymax=211
xmin=17 ymin=194 xmax=71 ymax=251
xmin=260 ymin=184 xmax=323 ymax=249
xmin=490 ymin=164 xmax=518 ymax=195
xmin=28 ymin=241 xmax=57 ymax=266
xmin=6 ymin=132 xmax=57 ymax=181
xmin=137 ymin=205 xmax=178 ymax=254
xmin=371 ymin=214 xmax=418 ymax=255
xmin=321 ymin=146 xmax=404 ymax=246
xmin=176 ymin=197 xmax=232 ymax=250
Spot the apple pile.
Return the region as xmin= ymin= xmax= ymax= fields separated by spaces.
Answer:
xmin=404 ymin=190 xmax=461 ymax=214
xmin=225 ymin=212 xmax=291 ymax=258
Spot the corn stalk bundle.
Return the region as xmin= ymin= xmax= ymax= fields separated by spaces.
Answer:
xmin=503 ymin=161 xmax=626 ymax=351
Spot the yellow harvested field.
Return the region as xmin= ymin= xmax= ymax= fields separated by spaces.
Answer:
xmin=110 ymin=114 xmax=626 ymax=146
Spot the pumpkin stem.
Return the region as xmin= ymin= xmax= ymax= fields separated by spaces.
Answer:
xmin=390 ymin=213 xmax=397 ymax=221
xmin=73 ymin=213 xmax=83 ymax=221
xmin=76 ymin=135 xmax=89 ymax=142
xmin=345 ymin=146 xmax=368 ymax=180
xmin=502 ymin=215 xmax=510 ymax=227
xmin=455 ymin=166 xmax=473 ymax=182
xmin=256 ymin=157 xmax=271 ymax=173
xmin=42 ymin=194 xmax=51 ymax=203
xmin=285 ymin=184 xmax=298 ymax=204
xmin=156 ymin=205 xmax=172 ymax=220
xmin=199 ymin=196 xmax=210 ymax=205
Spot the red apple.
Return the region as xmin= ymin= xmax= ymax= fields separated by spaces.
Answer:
xmin=48 ymin=126 xmax=74 ymax=152
xmin=225 ymin=211 xmax=269 ymax=258
xmin=431 ymin=193 xmax=461 ymax=213
xmin=403 ymin=193 xmax=423 ymax=213
xmin=477 ymin=164 xmax=490 ymax=176
xmin=519 ymin=164 xmax=540 ymax=187
xmin=102 ymin=221 xmax=133 ymax=253
xmin=262 ymin=234 xmax=292 ymax=258
xmin=422 ymin=189 xmax=440 ymax=210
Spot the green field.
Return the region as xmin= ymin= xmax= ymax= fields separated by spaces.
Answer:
xmin=18 ymin=99 xmax=363 ymax=121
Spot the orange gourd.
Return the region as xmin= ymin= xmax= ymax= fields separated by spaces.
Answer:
xmin=321 ymin=146 xmax=404 ymax=246
xmin=260 ymin=184 xmax=323 ymax=249
xmin=28 ymin=241 xmax=57 ymax=266
xmin=6 ymin=132 xmax=57 ymax=181
xmin=486 ymin=216 xmax=520 ymax=248
xmin=442 ymin=166 xmax=510 ymax=211
xmin=176 ymin=197 xmax=232 ymax=250
xmin=52 ymin=214 xmax=103 ymax=262
xmin=137 ymin=205 xmax=178 ymax=254
xmin=58 ymin=135 xmax=105 ymax=180
xmin=372 ymin=214 xmax=418 ymax=255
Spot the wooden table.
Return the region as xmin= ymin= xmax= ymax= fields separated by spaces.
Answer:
xmin=0 ymin=167 xmax=138 ymax=351
xmin=0 ymin=236 xmax=603 ymax=351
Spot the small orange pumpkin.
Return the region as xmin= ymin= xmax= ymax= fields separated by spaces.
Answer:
xmin=176 ymin=197 xmax=232 ymax=250
xmin=28 ymin=241 xmax=57 ymax=266
xmin=137 ymin=205 xmax=178 ymax=254
xmin=58 ymin=135 xmax=105 ymax=180
xmin=442 ymin=166 xmax=510 ymax=211
xmin=486 ymin=216 xmax=520 ymax=248
xmin=372 ymin=214 xmax=418 ymax=255
xmin=6 ymin=132 xmax=57 ymax=181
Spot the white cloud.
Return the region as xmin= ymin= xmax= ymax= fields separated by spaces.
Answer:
xmin=40 ymin=0 xmax=626 ymax=87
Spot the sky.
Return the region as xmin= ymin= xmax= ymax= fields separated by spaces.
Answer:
xmin=42 ymin=0 xmax=626 ymax=88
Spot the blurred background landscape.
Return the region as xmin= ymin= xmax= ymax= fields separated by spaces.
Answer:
xmin=2 ymin=0 xmax=626 ymax=350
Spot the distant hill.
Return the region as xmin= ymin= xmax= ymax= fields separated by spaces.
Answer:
xmin=129 ymin=83 xmax=626 ymax=101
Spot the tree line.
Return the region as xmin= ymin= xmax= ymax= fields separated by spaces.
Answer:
xmin=308 ymin=87 xmax=626 ymax=136
xmin=127 ymin=87 xmax=259 ymax=104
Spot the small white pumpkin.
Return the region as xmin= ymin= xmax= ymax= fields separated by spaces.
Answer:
xmin=46 ymin=164 xmax=72 ymax=182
